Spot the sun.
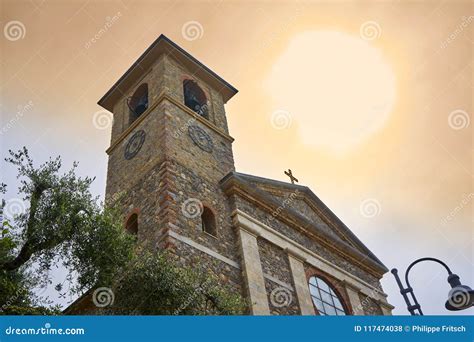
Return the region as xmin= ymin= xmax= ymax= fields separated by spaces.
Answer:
xmin=265 ymin=30 xmax=396 ymax=154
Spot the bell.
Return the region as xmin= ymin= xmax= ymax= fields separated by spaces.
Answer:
xmin=134 ymin=96 xmax=148 ymax=115
xmin=134 ymin=104 xmax=147 ymax=116
xmin=187 ymin=98 xmax=200 ymax=111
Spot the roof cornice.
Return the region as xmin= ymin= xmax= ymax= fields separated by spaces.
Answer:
xmin=220 ymin=172 xmax=388 ymax=277
xmin=98 ymin=34 xmax=238 ymax=112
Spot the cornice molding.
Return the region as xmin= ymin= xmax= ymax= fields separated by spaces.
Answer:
xmin=258 ymin=185 xmax=358 ymax=249
xmin=98 ymin=34 xmax=238 ymax=111
xmin=106 ymin=93 xmax=234 ymax=155
xmin=222 ymin=174 xmax=387 ymax=277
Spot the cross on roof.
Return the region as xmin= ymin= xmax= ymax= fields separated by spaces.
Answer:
xmin=284 ymin=169 xmax=298 ymax=184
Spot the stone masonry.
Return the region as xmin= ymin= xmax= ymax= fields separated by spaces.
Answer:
xmin=68 ymin=35 xmax=394 ymax=315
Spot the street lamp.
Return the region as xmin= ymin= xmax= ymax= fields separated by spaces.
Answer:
xmin=391 ymin=257 xmax=474 ymax=315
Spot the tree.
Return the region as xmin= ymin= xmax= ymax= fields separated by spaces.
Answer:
xmin=0 ymin=147 xmax=135 ymax=310
xmin=0 ymin=211 xmax=34 ymax=313
xmin=1 ymin=148 xmax=245 ymax=315
xmin=1 ymin=191 xmax=59 ymax=315
xmin=98 ymin=251 xmax=246 ymax=315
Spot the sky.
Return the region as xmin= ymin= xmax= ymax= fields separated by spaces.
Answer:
xmin=0 ymin=0 xmax=472 ymax=315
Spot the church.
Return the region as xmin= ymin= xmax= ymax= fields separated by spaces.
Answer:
xmin=72 ymin=35 xmax=393 ymax=315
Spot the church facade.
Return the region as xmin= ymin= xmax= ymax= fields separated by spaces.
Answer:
xmin=93 ymin=35 xmax=393 ymax=315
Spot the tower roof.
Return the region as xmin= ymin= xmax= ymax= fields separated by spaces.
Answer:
xmin=98 ymin=34 xmax=238 ymax=112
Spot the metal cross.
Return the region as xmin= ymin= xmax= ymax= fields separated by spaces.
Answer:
xmin=284 ymin=169 xmax=298 ymax=184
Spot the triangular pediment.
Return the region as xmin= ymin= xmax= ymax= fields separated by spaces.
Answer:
xmin=220 ymin=172 xmax=387 ymax=274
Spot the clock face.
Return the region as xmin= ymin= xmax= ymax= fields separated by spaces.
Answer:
xmin=124 ymin=130 xmax=146 ymax=160
xmin=188 ymin=125 xmax=214 ymax=153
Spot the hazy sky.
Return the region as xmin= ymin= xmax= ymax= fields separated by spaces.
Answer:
xmin=1 ymin=0 xmax=472 ymax=315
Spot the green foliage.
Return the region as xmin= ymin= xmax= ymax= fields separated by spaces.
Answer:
xmin=0 ymin=147 xmax=135 ymax=312
xmin=1 ymin=305 xmax=61 ymax=316
xmin=0 ymin=263 xmax=33 ymax=313
xmin=0 ymin=198 xmax=34 ymax=312
xmin=102 ymin=251 xmax=246 ymax=315
xmin=1 ymin=147 xmax=245 ymax=315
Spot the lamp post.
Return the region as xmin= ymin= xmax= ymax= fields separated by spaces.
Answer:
xmin=391 ymin=257 xmax=474 ymax=315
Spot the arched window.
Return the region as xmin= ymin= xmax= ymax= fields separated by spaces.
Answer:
xmin=128 ymin=83 xmax=148 ymax=124
xmin=125 ymin=213 xmax=138 ymax=235
xmin=201 ymin=207 xmax=216 ymax=237
xmin=308 ymin=276 xmax=347 ymax=315
xmin=183 ymin=79 xmax=209 ymax=119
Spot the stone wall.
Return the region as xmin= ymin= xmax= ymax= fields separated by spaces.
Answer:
xmin=163 ymin=97 xmax=235 ymax=182
xmin=163 ymin=56 xmax=230 ymax=134
xmin=268 ymin=191 xmax=347 ymax=243
xmin=234 ymin=195 xmax=381 ymax=288
xmin=264 ymin=279 xmax=299 ymax=315
xmin=358 ymin=292 xmax=383 ymax=315
xmin=110 ymin=162 xmax=163 ymax=251
xmin=170 ymin=160 xmax=239 ymax=263
xmin=257 ymin=238 xmax=292 ymax=285
xmin=105 ymin=101 xmax=167 ymax=200
xmin=171 ymin=238 xmax=243 ymax=295
xmin=104 ymin=49 xmax=244 ymax=314
xmin=101 ymin=42 xmax=390 ymax=317
xmin=257 ymin=237 xmax=299 ymax=315
xmin=111 ymin=55 xmax=165 ymax=139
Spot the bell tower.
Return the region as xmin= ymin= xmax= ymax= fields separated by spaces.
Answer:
xmin=98 ymin=35 xmax=242 ymax=289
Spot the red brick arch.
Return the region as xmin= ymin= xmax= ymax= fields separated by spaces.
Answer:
xmin=180 ymin=75 xmax=211 ymax=99
xmin=124 ymin=208 xmax=141 ymax=235
xmin=305 ymin=265 xmax=353 ymax=315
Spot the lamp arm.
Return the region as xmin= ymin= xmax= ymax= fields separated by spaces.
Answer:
xmin=405 ymin=257 xmax=453 ymax=289
xmin=391 ymin=257 xmax=453 ymax=315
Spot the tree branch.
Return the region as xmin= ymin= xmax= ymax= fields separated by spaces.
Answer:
xmin=0 ymin=184 xmax=45 ymax=271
